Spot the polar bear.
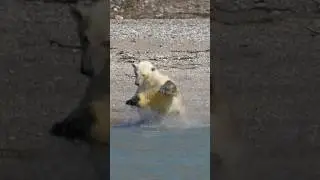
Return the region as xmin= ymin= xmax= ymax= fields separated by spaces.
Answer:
xmin=125 ymin=61 xmax=185 ymax=124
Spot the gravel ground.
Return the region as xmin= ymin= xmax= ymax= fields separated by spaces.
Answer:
xmin=110 ymin=0 xmax=210 ymax=19
xmin=0 ymin=1 xmax=209 ymax=179
xmin=110 ymin=19 xmax=210 ymax=123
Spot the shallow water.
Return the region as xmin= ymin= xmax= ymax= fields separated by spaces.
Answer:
xmin=110 ymin=126 xmax=210 ymax=180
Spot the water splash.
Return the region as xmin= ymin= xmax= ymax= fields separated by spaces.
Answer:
xmin=112 ymin=108 xmax=210 ymax=130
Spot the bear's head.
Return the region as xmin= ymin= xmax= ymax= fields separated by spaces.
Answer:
xmin=132 ymin=61 xmax=157 ymax=86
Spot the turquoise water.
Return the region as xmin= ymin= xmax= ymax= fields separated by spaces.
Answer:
xmin=110 ymin=126 xmax=210 ymax=180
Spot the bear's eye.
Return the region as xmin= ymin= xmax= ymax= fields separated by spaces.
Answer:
xmin=151 ymin=67 xmax=155 ymax=71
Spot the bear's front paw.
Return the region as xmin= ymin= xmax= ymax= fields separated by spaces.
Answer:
xmin=160 ymin=80 xmax=178 ymax=96
xmin=125 ymin=96 xmax=140 ymax=107
xmin=125 ymin=99 xmax=135 ymax=106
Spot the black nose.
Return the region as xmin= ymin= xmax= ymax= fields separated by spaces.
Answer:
xmin=135 ymin=82 xmax=139 ymax=86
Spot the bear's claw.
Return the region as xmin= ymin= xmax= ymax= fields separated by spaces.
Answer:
xmin=126 ymin=96 xmax=140 ymax=107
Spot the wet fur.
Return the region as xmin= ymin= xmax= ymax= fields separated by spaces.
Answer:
xmin=126 ymin=80 xmax=179 ymax=115
xmin=126 ymin=62 xmax=184 ymax=119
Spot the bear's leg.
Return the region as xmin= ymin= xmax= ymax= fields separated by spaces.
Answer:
xmin=160 ymin=80 xmax=178 ymax=96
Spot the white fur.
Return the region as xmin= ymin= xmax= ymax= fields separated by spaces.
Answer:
xmin=133 ymin=61 xmax=169 ymax=92
xmin=132 ymin=61 xmax=185 ymax=120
